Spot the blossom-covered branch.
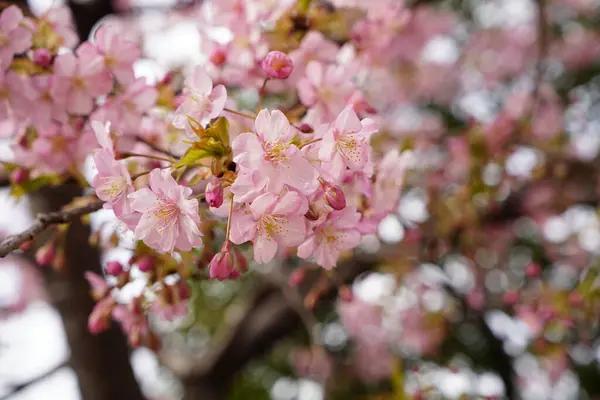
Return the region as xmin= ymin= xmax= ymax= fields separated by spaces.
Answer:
xmin=0 ymin=198 xmax=103 ymax=257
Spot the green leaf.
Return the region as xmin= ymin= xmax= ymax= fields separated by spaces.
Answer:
xmin=205 ymin=117 xmax=230 ymax=144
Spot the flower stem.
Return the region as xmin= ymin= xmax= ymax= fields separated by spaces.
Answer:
xmin=224 ymin=107 xmax=256 ymax=120
xmin=225 ymin=195 xmax=234 ymax=243
xmin=256 ymin=77 xmax=269 ymax=113
xmin=119 ymin=152 xmax=174 ymax=164
xmin=298 ymin=137 xmax=322 ymax=149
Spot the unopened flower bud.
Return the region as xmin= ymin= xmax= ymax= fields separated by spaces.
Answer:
xmin=525 ymin=262 xmax=542 ymax=278
xmin=209 ymin=248 xmax=235 ymax=280
xmin=85 ymin=271 xmax=111 ymax=300
xmin=33 ymin=48 xmax=52 ymax=67
xmin=568 ymin=291 xmax=584 ymax=306
xmin=19 ymin=240 xmax=33 ymax=252
xmin=289 ymin=268 xmax=306 ymax=287
xmin=136 ymin=255 xmax=154 ymax=273
xmin=88 ymin=297 xmax=114 ymax=334
xmin=105 ymin=260 xmax=124 ymax=276
xmin=52 ymin=249 xmax=66 ymax=272
xmin=11 ymin=168 xmax=29 ymax=184
xmin=339 ymin=285 xmax=353 ymax=302
xmin=210 ymin=47 xmax=228 ymax=67
xmin=261 ymin=51 xmax=294 ymax=79
xmin=205 ymin=177 xmax=224 ymax=208
xmin=502 ymin=290 xmax=519 ymax=306
xmin=297 ymin=123 xmax=313 ymax=133
xmin=320 ymin=179 xmax=346 ymax=210
xmin=35 ymin=241 xmax=55 ymax=266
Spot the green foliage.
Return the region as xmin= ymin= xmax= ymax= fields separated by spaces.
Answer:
xmin=175 ymin=117 xmax=232 ymax=168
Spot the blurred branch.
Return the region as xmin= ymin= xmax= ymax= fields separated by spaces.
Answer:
xmin=0 ymin=199 xmax=103 ymax=258
xmin=0 ymin=361 xmax=68 ymax=400
xmin=163 ymin=246 xmax=401 ymax=399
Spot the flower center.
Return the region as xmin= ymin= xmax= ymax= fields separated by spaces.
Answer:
xmin=263 ymin=140 xmax=290 ymax=165
xmin=153 ymin=200 xmax=179 ymax=232
xmin=259 ymin=214 xmax=284 ymax=239
xmin=98 ymin=176 xmax=127 ymax=201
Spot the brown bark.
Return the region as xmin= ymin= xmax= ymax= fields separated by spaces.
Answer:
xmin=38 ymin=185 xmax=144 ymax=400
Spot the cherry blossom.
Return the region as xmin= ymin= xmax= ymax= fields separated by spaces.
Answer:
xmin=51 ymin=43 xmax=113 ymax=115
xmin=172 ymin=65 xmax=227 ymax=134
xmin=0 ymin=6 xmax=32 ymax=67
xmin=231 ymin=109 xmax=319 ymax=201
xmin=318 ymin=105 xmax=378 ymax=180
xmin=94 ymin=24 xmax=139 ymax=85
xmin=298 ymin=206 xmax=361 ymax=269
xmin=128 ymin=169 xmax=202 ymax=254
xmin=230 ymin=191 xmax=308 ymax=263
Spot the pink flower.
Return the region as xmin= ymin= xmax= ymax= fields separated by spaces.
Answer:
xmin=0 ymin=70 xmax=30 ymax=120
xmin=261 ymin=51 xmax=294 ymax=79
xmin=40 ymin=6 xmax=78 ymax=49
xmin=288 ymin=32 xmax=339 ymax=84
xmin=0 ymin=6 xmax=32 ymax=67
xmin=172 ymin=65 xmax=227 ymax=134
xmin=23 ymin=75 xmax=67 ymax=130
xmin=371 ymin=149 xmax=412 ymax=214
xmin=318 ymin=106 xmax=378 ymax=180
xmin=51 ymin=43 xmax=113 ymax=115
xmin=128 ymin=169 xmax=202 ymax=254
xmin=297 ymin=61 xmax=355 ymax=121
xmin=230 ymin=191 xmax=308 ymax=263
xmin=94 ymin=23 xmax=139 ymax=85
xmin=231 ymin=109 xmax=319 ymax=202
xmin=298 ymin=206 xmax=361 ymax=269
xmin=110 ymin=78 xmax=158 ymax=132
xmin=90 ymin=120 xmax=134 ymax=220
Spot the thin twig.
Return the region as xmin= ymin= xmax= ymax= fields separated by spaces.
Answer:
xmin=135 ymin=136 xmax=179 ymax=159
xmin=0 ymin=199 xmax=104 ymax=258
xmin=223 ymin=107 xmax=256 ymax=120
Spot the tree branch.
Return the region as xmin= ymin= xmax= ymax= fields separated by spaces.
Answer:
xmin=135 ymin=135 xmax=180 ymax=159
xmin=0 ymin=199 xmax=103 ymax=258
xmin=0 ymin=361 xmax=68 ymax=400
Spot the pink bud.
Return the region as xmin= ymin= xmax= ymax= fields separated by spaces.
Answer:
xmin=105 ymin=260 xmax=124 ymax=276
xmin=297 ymin=123 xmax=314 ymax=133
xmin=85 ymin=271 xmax=111 ymax=300
xmin=261 ymin=51 xmax=294 ymax=79
xmin=205 ymin=177 xmax=224 ymax=208
xmin=339 ymin=286 xmax=353 ymax=302
xmin=525 ymin=262 xmax=542 ymax=278
xmin=320 ymin=179 xmax=346 ymax=210
xmin=210 ymin=47 xmax=228 ymax=67
xmin=33 ymin=48 xmax=52 ymax=67
xmin=502 ymin=290 xmax=520 ymax=306
xmin=88 ymin=297 xmax=114 ymax=334
xmin=568 ymin=291 xmax=584 ymax=306
xmin=136 ymin=255 xmax=154 ymax=273
xmin=11 ymin=168 xmax=29 ymax=184
xmin=289 ymin=268 xmax=306 ymax=287
xmin=209 ymin=249 xmax=235 ymax=280
xmin=35 ymin=241 xmax=55 ymax=266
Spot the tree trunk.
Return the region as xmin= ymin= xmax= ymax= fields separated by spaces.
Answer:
xmin=39 ymin=185 xmax=144 ymax=400
xmin=182 ymin=377 xmax=228 ymax=400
